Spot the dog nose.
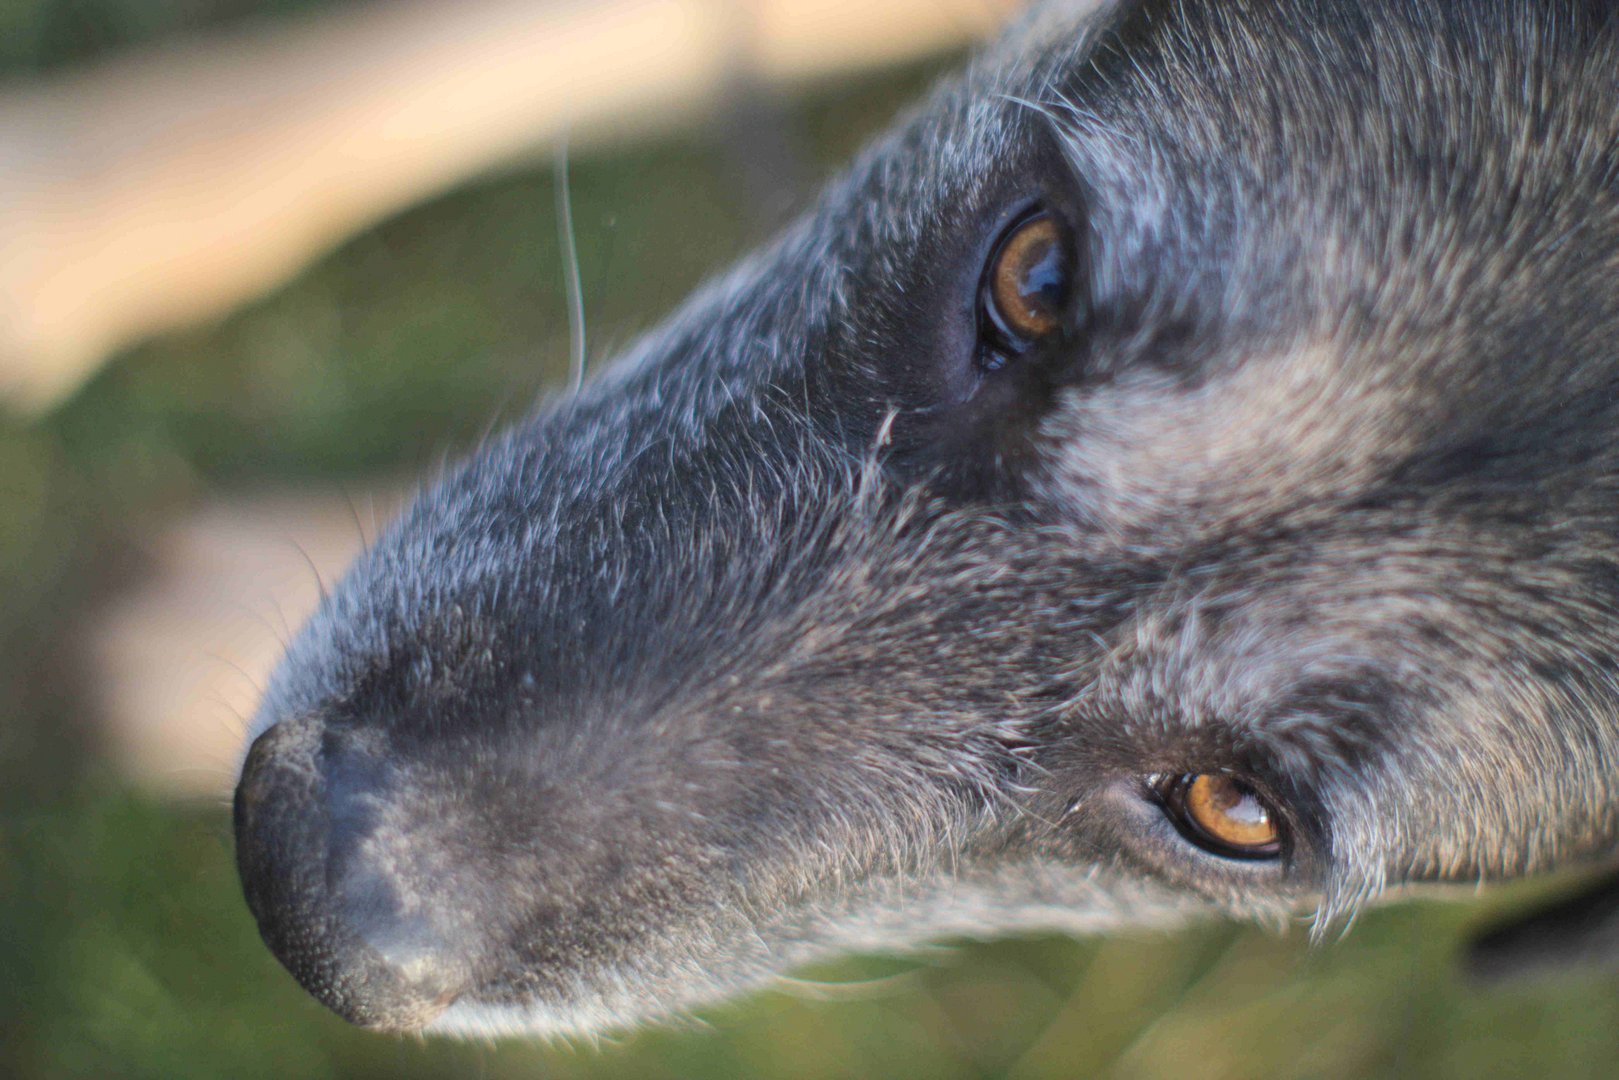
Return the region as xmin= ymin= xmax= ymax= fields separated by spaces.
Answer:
xmin=234 ymin=716 xmax=467 ymax=1031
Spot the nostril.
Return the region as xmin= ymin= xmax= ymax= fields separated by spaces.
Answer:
xmin=234 ymin=717 xmax=469 ymax=1031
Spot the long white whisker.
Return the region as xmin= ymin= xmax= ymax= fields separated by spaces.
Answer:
xmin=554 ymin=135 xmax=588 ymax=394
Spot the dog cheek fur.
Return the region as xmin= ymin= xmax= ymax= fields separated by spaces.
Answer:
xmin=1046 ymin=514 xmax=1619 ymax=928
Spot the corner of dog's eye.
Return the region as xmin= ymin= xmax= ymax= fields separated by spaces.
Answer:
xmin=978 ymin=209 xmax=1074 ymax=369
xmin=1147 ymin=772 xmax=1286 ymax=861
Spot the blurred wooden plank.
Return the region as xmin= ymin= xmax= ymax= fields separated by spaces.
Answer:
xmin=0 ymin=0 xmax=1022 ymax=411
xmin=86 ymin=491 xmax=396 ymax=797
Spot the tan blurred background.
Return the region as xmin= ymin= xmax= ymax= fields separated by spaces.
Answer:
xmin=3 ymin=3 xmax=1615 ymax=1078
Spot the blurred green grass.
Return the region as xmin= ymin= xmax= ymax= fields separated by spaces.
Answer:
xmin=3 ymin=2 xmax=1619 ymax=1077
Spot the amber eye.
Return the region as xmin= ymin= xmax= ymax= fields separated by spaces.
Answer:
xmin=979 ymin=210 xmax=1072 ymax=366
xmin=1152 ymin=773 xmax=1283 ymax=860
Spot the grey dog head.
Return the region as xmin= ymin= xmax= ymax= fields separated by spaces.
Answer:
xmin=235 ymin=0 xmax=1619 ymax=1037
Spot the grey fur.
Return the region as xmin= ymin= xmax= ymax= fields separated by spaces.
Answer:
xmin=234 ymin=0 xmax=1619 ymax=1037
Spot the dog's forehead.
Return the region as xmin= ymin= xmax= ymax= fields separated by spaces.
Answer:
xmin=1033 ymin=0 xmax=1617 ymax=323
xmin=852 ymin=0 xmax=1617 ymax=354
